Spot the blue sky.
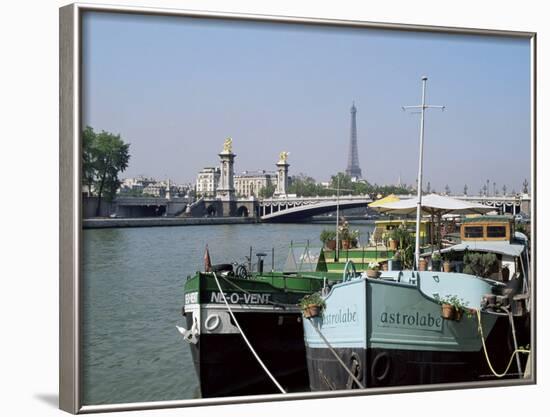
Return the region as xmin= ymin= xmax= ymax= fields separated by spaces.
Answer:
xmin=82 ymin=12 xmax=531 ymax=194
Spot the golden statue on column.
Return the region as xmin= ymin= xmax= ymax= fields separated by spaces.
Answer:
xmin=222 ymin=137 xmax=233 ymax=153
xmin=278 ymin=151 xmax=289 ymax=163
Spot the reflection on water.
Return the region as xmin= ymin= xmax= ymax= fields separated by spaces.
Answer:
xmin=81 ymin=222 xmax=374 ymax=405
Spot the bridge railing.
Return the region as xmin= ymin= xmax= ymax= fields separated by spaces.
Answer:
xmin=259 ymin=194 xmax=371 ymax=205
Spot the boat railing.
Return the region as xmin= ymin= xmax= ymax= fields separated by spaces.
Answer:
xmin=284 ymin=241 xmax=323 ymax=274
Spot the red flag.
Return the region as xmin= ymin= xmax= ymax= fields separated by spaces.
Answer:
xmin=204 ymin=245 xmax=212 ymax=272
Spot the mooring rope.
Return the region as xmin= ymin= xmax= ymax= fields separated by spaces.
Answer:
xmin=306 ymin=318 xmax=365 ymax=389
xmin=476 ymin=309 xmax=530 ymax=378
xmin=501 ymin=305 xmax=523 ymax=375
xmin=212 ymin=272 xmax=287 ymax=394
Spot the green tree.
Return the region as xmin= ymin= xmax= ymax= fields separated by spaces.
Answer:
xmin=259 ymin=183 xmax=276 ymax=198
xmin=82 ymin=126 xmax=130 ymax=216
xmin=330 ymin=173 xmax=354 ymax=193
xmin=82 ymin=126 xmax=96 ymax=195
xmin=288 ymin=173 xmax=331 ymax=197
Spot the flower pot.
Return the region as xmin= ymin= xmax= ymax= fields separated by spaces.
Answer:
xmin=366 ymin=269 xmax=381 ymax=278
xmin=306 ymin=304 xmax=320 ymax=318
xmin=325 ymin=239 xmax=337 ymax=251
xmin=441 ymin=303 xmax=455 ymax=320
xmin=418 ymin=258 xmax=427 ymax=271
xmin=443 ymin=261 xmax=452 ymax=273
xmin=431 ymin=260 xmax=441 ymax=272
xmin=341 ymin=240 xmax=351 ymax=250
xmin=454 ymin=308 xmax=463 ymax=322
xmin=389 ymin=239 xmax=398 ymax=251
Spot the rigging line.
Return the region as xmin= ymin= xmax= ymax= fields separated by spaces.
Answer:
xmin=501 ymin=306 xmax=523 ymax=375
xmin=212 ymin=272 xmax=287 ymax=394
xmin=306 ymin=318 xmax=365 ymax=389
xmin=476 ymin=309 xmax=529 ymax=378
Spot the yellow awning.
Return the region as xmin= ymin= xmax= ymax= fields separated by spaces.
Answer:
xmin=369 ymin=194 xmax=400 ymax=208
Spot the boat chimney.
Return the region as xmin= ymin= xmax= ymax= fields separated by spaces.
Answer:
xmin=256 ymin=252 xmax=267 ymax=275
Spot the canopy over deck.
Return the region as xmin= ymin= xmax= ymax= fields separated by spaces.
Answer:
xmin=437 ymin=240 xmax=525 ymax=257
xmin=370 ymin=194 xmax=494 ymax=216
xmin=369 ymin=194 xmax=400 ymax=208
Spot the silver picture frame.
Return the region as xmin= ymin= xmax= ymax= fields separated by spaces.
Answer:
xmin=59 ymin=2 xmax=537 ymax=413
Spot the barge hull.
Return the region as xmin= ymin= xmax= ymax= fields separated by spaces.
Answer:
xmin=186 ymin=311 xmax=309 ymax=397
xmin=305 ymin=315 xmax=529 ymax=391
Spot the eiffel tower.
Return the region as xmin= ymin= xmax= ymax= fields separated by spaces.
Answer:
xmin=345 ymin=102 xmax=362 ymax=179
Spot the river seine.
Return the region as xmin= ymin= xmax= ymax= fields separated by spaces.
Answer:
xmin=81 ymin=221 xmax=374 ymax=405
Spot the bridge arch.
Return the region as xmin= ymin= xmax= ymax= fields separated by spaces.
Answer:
xmin=261 ymin=199 xmax=371 ymax=222
xmin=206 ymin=204 xmax=217 ymax=217
xmin=237 ymin=206 xmax=249 ymax=217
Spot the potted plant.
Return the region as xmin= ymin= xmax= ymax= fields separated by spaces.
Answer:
xmin=434 ymin=294 xmax=469 ymax=321
xmin=388 ymin=228 xmax=399 ymax=251
xmin=463 ymin=252 xmax=499 ymax=278
xmin=366 ymin=261 xmax=381 ymax=278
xmin=443 ymin=251 xmax=453 ymax=273
xmin=299 ymin=292 xmax=326 ymax=318
xmin=391 ymin=224 xmax=413 ymax=251
xmin=418 ymin=257 xmax=427 ymax=271
xmin=431 ymin=251 xmax=442 ymax=271
xmin=440 ymin=302 xmax=455 ymax=320
xmin=338 ymin=218 xmax=352 ymax=249
xmin=391 ymin=250 xmax=402 ymax=271
xmin=320 ymin=229 xmax=337 ymax=250
xmin=349 ymin=229 xmax=360 ymax=249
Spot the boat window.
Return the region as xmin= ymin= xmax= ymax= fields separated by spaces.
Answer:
xmin=464 ymin=226 xmax=483 ymax=238
xmin=487 ymin=226 xmax=507 ymax=238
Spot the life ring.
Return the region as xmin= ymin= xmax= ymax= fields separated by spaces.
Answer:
xmin=204 ymin=314 xmax=221 ymax=331
xmin=235 ymin=264 xmax=249 ymax=279
xmin=371 ymin=352 xmax=392 ymax=384
xmin=347 ymin=352 xmax=363 ymax=389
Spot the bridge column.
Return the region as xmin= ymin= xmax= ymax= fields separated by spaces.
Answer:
xmin=216 ymin=138 xmax=236 ymax=202
xmin=273 ymin=152 xmax=289 ymax=198
xmin=520 ymin=196 xmax=530 ymax=214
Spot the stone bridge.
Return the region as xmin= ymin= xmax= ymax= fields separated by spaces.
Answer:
xmin=87 ymin=193 xmax=530 ymax=221
xmin=455 ymin=195 xmax=530 ymax=215
xmin=259 ymin=195 xmax=372 ymax=221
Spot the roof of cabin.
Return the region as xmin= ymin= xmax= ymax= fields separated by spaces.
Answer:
xmin=438 ymin=240 xmax=524 ymax=257
xmin=463 ymin=215 xmax=514 ymax=224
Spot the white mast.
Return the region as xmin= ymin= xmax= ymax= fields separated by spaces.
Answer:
xmin=335 ymin=175 xmax=341 ymax=260
xmin=403 ymin=76 xmax=445 ymax=269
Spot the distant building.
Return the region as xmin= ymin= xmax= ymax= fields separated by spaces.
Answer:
xmin=195 ymin=141 xmax=289 ymax=199
xmin=142 ymin=182 xmax=166 ymax=197
xmin=119 ymin=176 xmax=189 ymax=198
xmin=345 ymin=102 xmax=363 ymax=181
xmin=196 ymin=167 xmax=220 ymax=197
xmin=235 ymin=170 xmax=278 ymax=198
xmin=120 ymin=176 xmax=154 ymax=192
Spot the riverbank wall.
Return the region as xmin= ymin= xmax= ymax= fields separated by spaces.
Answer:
xmin=83 ymin=217 xmax=258 ymax=229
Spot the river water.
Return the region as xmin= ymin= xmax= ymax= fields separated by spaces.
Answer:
xmin=81 ymin=221 xmax=374 ymax=405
